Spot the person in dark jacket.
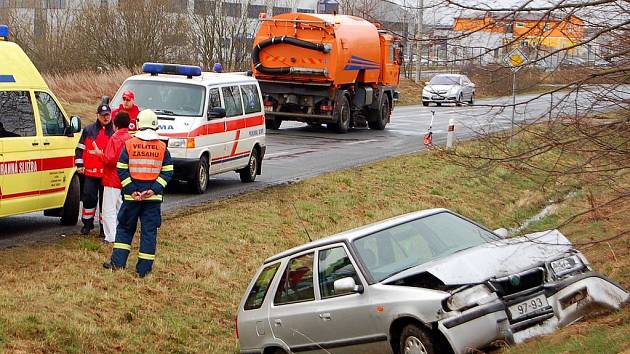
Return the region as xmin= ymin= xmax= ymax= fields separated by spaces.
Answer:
xmin=75 ymin=103 xmax=114 ymax=235
xmin=94 ymin=111 xmax=133 ymax=243
xmin=111 ymin=90 xmax=140 ymax=131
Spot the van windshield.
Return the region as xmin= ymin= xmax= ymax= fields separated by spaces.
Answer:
xmin=112 ymin=80 xmax=206 ymax=117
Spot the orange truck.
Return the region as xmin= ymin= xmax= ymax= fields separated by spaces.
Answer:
xmin=252 ymin=13 xmax=403 ymax=133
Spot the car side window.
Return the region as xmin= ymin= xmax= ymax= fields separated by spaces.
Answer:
xmin=241 ymin=84 xmax=261 ymax=114
xmin=244 ymin=263 xmax=280 ymax=310
xmin=0 ymin=91 xmax=36 ymax=138
xmin=274 ymin=253 xmax=315 ymax=305
xmin=222 ymin=86 xmax=243 ymax=118
xmin=36 ymin=92 xmax=66 ymax=136
xmin=208 ymin=88 xmax=221 ymax=109
xmin=318 ymin=246 xmax=361 ymax=298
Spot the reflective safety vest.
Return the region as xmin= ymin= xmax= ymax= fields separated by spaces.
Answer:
xmin=125 ymin=137 xmax=166 ymax=181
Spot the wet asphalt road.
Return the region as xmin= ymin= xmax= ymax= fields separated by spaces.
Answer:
xmin=0 ymin=86 xmax=623 ymax=248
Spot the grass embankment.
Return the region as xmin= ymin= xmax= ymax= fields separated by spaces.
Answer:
xmin=0 ymin=129 xmax=628 ymax=353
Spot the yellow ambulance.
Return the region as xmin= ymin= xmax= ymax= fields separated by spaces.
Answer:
xmin=0 ymin=25 xmax=82 ymax=224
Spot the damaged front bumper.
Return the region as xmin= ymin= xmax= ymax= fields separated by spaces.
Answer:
xmin=437 ymin=272 xmax=629 ymax=354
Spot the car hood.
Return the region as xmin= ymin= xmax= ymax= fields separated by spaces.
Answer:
xmin=424 ymin=85 xmax=457 ymax=92
xmin=384 ymin=230 xmax=573 ymax=286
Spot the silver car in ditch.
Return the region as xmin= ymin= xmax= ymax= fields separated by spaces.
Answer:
xmin=237 ymin=209 xmax=628 ymax=354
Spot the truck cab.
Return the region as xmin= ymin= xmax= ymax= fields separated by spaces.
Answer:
xmin=0 ymin=25 xmax=82 ymax=224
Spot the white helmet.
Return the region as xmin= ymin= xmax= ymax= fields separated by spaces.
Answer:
xmin=137 ymin=109 xmax=158 ymax=130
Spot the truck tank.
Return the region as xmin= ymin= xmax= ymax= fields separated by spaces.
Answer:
xmin=252 ymin=13 xmax=382 ymax=86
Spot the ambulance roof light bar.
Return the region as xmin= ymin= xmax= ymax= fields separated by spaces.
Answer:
xmin=0 ymin=25 xmax=9 ymax=41
xmin=142 ymin=63 xmax=202 ymax=79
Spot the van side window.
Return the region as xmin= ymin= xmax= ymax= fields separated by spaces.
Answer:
xmin=241 ymin=84 xmax=261 ymax=114
xmin=221 ymin=86 xmax=243 ymax=117
xmin=0 ymin=91 xmax=36 ymax=138
xmin=274 ymin=253 xmax=315 ymax=305
xmin=36 ymin=92 xmax=66 ymax=136
xmin=208 ymin=88 xmax=221 ymax=109
xmin=318 ymin=246 xmax=361 ymax=298
xmin=244 ymin=263 xmax=280 ymax=310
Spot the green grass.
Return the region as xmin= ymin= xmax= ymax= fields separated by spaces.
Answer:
xmin=0 ymin=129 xmax=627 ymax=353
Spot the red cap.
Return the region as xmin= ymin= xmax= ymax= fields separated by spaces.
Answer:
xmin=122 ymin=90 xmax=135 ymax=100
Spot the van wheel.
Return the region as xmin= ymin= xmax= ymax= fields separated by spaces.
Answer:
xmin=331 ymin=95 xmax=350 ymax=133
xmin=60 ymin=174 xmax=80 ymax=225
xmin=368 ymin=96 xmax=390 ymax=130
xmin=239 ymin=150 xmax=259 ymax=183
xmin=190 ymin=155 xmax=209 ymax=194
xmin=266 ymin=118 xmax=282 ymax=130
xmin=399 ymin=324 xmax=435 ymax=354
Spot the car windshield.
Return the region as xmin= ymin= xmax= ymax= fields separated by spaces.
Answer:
xmin=352 ymin=212 xmax=498 ymax=282
xmin=112 ymin=80 xmax=206 ymax=117
xmin=430 ymin=75 xmax=460 ymax=85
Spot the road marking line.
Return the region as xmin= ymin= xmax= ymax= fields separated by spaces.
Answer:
xmin=345 ymin=139 xmax=379 ymax=145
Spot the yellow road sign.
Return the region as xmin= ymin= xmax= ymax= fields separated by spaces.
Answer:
xmin=503 ymin=48 xmax=529 ymax=71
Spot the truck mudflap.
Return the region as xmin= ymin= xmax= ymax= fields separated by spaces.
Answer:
xmin=437 ymin=272 xmax=629 ymax=354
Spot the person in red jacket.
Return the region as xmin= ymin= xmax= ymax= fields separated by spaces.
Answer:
xmin=111 ymin=90 xmax=140 ymax=131
xmin=94 ymin=111 xmax=133 ymax=243
xmin=75 ymin=103 xmax=114 ymax=235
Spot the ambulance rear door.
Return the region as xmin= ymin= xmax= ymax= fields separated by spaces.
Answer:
xmin=0 ymin=90 xmax=43 ymax=216
xmin=34 ymin=90 xmax=76 ymax=209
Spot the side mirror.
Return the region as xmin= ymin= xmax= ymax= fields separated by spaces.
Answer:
xmin=333 ymin=277 xmax=364 ymax=294
xmin=494 ymin=228 xmax=509 ymax=239
xmin=69 ymin=116 xmax=81 ymax=134
xmin=208 ymin=107 xmax=226 ymax=120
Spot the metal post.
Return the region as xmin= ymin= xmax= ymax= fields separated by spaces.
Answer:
xmin=414 ymin=0 xmax=424 ymax=84
xmin=511 ymin=70 xmax=516 ymax=138
xmin=446 ymin=119 xmax=455 ymax=149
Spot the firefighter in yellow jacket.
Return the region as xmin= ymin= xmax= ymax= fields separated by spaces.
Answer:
xmin=103 ymin=109 xmax=173 ymax=277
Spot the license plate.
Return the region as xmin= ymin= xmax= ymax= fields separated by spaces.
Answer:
xmin=431 ymin=95 xmax=444 ymax=100
xmin=508 ymin=294 xmax=549 ymax=320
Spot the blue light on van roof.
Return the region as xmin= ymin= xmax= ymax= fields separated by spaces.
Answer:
xmin=0 ymin=25 xmax=9 ymax=39
xmin=142 ymin=63 xmax=202 ymax=78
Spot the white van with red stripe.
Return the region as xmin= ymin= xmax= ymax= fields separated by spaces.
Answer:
xmin=0 ymin=25 xmax=82 ymax=223
xmin=111 ymin=63 xmax=266 ymax=193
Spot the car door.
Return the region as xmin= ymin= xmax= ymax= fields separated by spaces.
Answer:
xmin=220 ymin=85 xmax=247 ymax=172
xmin=35 ymin=91 xmax=75 ymax=209
xmin=269 ymin=251 xmax=324 ymax=352
xmin=204 ymin=87 xmax=227 ymax=175
xmin=314 ymin=244 xmax=387 ymax=354
xmin=0 ymin=90 xmax=42 ymax=216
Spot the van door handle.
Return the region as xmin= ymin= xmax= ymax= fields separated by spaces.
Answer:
xmin=43 ymin=141 xmax=51 ymax=146
xmin=274 ymin=319 xmax=282 ymax=327
xmin=319 ymin=313 xmax=331 ymax=321
xmin=32 ymin=142 xmax=39 ymax=146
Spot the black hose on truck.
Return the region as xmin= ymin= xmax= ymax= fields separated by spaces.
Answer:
xmin=252 ymin=36 xmax=331 ymax=76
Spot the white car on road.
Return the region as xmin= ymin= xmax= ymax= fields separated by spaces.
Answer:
xmin=422 ymin=74 xmax=475 ymax=107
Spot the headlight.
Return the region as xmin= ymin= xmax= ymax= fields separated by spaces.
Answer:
xmin=446 ymin=284 xmax=493 ymax=311
xmin=168 ymin=138 xmax=186 ymax=148
xmin=550 ymin=255 xmax=584 ymax=277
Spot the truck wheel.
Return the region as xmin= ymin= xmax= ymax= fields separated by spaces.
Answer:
xmin=239 ymin=150 xmax=259 ymax=183
xmin=399 ymin=324 xmax=435 ymax=354
xmin=190 ymin=155 xmax=209 ymax=194
xmin=266 ymin=118 xmax=282 ymax=130
xmin=368 ymin=96 xmax=390 ymax=130
xmin=332 ymin=95 xmax=350 ymax=133
xmin=60 ymin=174 xmax=80 ymax=226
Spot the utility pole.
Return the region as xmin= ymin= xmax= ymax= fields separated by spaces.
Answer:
xmin=414 ymin=0 xmax=423 ymax=83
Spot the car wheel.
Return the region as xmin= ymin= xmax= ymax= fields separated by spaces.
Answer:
xmin=269 ymin=349 xmax=288 ymax=354
xmin=436 ymin=102 xmax=441 ymax=107
xmin=60 ymin=174 xmax=80 ymax=225
xmin=332 ymin=94 xmax=350 ymax=133
xmin=190 ymin=155 xmax=209 ymax=194
xmin=265 ymin=118 xmax=282 ymax=130
xmin=422 ymin=101 xmax=429 ymax=107
xmin=469 ymin=93 xmax=474 ymax=105
xmin=368 ymin=96 xmax=390 ymax=130
xmin=399 ymin=324 xmax=435 ymax=354
xmin=239 ymin=150 xmax=259 ymax=183
xmin=456 ymin=93 xmax=463 ymax=106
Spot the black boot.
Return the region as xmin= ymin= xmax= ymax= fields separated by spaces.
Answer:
xmin=103 ymin=262 xmax=123 ymax=270
xmin=80 ymin=220 xmax=94 ymax=235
